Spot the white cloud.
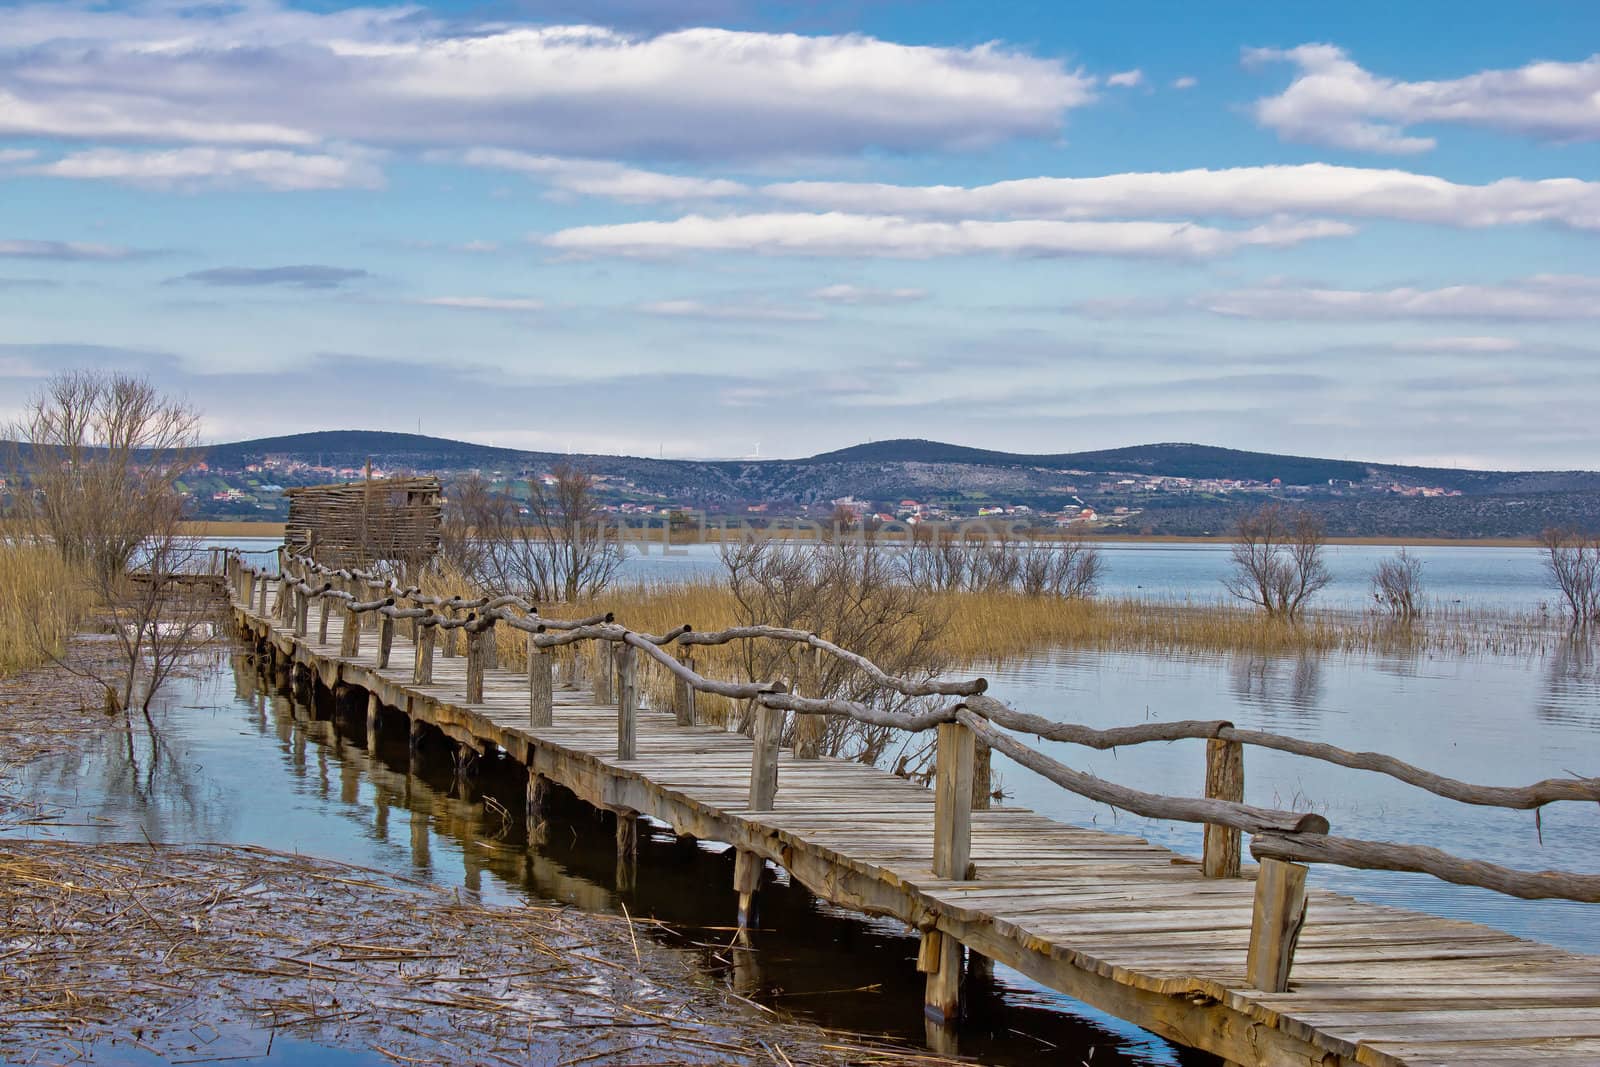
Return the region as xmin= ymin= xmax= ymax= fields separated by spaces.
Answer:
xmin=24 ymin=146 xmax=383 ymax=190
xmin=1202 ymin=275 xmax=1600 ymax=320
xmin=416 ymin=296 xmax=544 ymax=312
xmin=636 ymin=299 xmax=824 ymax=321
xmin=810 ymin=284 xmax=927 ymax=304
xmin=1172 ymin=76 xmax=1197 ymax=90
xmin=0 ymin=148 xmax=38 ymax=164
xmin=1248 ymin=44 xmax=1600 ymax=153
xmin=761 ymin=163 xmax=1600 ymax=230
xmin=0 ymin=3 xmax=1095 ymax=160
xmin=1107 ymin=69 xmax=1144 ymax=88
xmin=0 ymin=238 xmax=139 ymax=260
xmin=448 ymin=149 xmax=749 ymax=201
xmin=546 ymin=212 xmax=1353 ymax=258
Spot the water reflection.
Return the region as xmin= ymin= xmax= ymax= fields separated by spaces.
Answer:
xmin=1227 ymin=650 xmax=1323 ymax=714
xmin=11 ymin=652 xmax=1211 ymax=1067
xmin=1539 ymin=634 xmax=1600 ymax=730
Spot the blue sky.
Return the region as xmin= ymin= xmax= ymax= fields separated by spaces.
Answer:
xmin=2 ymin=1 xmax=1599 ymax=467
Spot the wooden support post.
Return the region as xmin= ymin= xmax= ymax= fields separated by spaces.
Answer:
xmin=294 ymin=588 xmax=309 ymax=636
xmin=794 ymin=645 xmax=823 ymax=758
xmin=440 ymin=606 xmax=459 ymax=658
xmin=733 ymin=848 xmax=762 ymax=928
xmin=526 ymin=773 xmax=549 ymax=843
xmin=413 ymin=624 xmax=436 ymax=685
xmin=749 ymin=697 xmax=784 ymax=812
xmin=673 ymin=650 xmax=696 ymax=726
xmin=1204 ymin=736 xmax=1245 ymax=878
xmin=318 ymin=596 xmax=332 ymax=644
xmin=615 ymin=810 xmax=637 ymax=892
xmin=365 ymin=691 xmax=380 ymax=747
xmin=615 ymin=643 xmax=637 ymax=760
xmin=1246 ymin=857 xmax=1310 ymax=993
xmin=922 ymin=929 xmax=964 ymax=1024
xmin=339 ymin=606 xmax=361 ymax=657
xmin=594 ymin=640 xmax=613 ymax=704
xmin=466 ymin=621 xmax=491 ymax=703
xmin=972 ymin=739 xmax=992 ymax=811
xmin=933 ymin=721 xmax=976 ymax=881
xmin=257 ymin=574 xmax=269 ymax=615
xmin=364 ymin=581 xmax=380 ymax=633
xmin=529 ymin=641 xmax=553 ymax=727
xmin=377 ymin=614 xmax=394 ymax=668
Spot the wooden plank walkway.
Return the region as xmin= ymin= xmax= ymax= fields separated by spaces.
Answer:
xmin=234 ymin=586 xmax=1600 ymax=1067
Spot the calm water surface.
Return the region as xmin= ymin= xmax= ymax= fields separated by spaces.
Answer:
xmin=213 ymin=537 xmax=1559 ymax=613
xmin=985 ymin=641 xmax=1600 ymax=953
xmin=13 ymin=655 xmax=1208 ymax=1067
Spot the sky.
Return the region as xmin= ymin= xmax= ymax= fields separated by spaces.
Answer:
xmin=2 ymin=1 xmax=1599 ymax=469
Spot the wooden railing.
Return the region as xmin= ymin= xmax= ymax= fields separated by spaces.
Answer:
xmin=230 ymin=551 xmax=1600 ymax=995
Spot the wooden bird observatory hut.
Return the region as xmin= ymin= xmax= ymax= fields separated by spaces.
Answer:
xmin=283 ymin=475 xmax=442 ymax=572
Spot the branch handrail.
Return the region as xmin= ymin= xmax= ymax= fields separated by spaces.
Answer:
xmin=965 ymin=695 xmax=1600 ymax=809
xmin=252 ymin=549 xmax=1600 ymax=907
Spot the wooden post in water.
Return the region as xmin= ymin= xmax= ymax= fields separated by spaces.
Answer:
xmin=673 ymin=649 xmax=696 ymax=726
xmin=1203 ymin=735 xmax=1244 ymax=878
xmin=366 ymin=692 xmax=381 ymax=749
xmin=526 ymin=773 xmax=549 ymax=843
xmin=1246 ymin=857 xmax=1309 ymax=993
xmin=748 ymin=688 xmax=787 ymax=812
xmin=733 ymin=849 xmax=762 ymax=928
xmin=933 ymin=721 xmax=975 ymax=881
xmin=529 ymin=640 xmax=553 ymax=727
xmin=377 ymin=613 xmax=394 ymax=668
xmin=919 ymin=929 xmax=963 ymax=1024
xmin=594 ymin=640 xmax=614 ymax=705
xmin=615 ymin=642 xmax=637 ymax=760
xmin=413 ymin=622 xmax=436 ymax=685
xmin=615 ymin=810 xmax=637 ymax=892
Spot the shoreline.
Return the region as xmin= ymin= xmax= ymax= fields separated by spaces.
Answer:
xmin=184 ymin=520 xmax=1543 ymax=549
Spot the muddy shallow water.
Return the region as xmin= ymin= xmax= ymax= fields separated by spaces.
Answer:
xmin=9 ymin=651 xmax=1216 ymax=1067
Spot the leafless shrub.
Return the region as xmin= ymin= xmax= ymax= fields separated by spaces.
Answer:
xmin=897 ymin=525 xmax=1100 ymax=598
xmin=1221 ymin=504 xmax=1331 ymax=620
xmin=1540 ymin=526 xmax=1600 ymax=626
xmin=454 ymin=462 xmax=623 ymax=603
xmin=1371 ymin=548 xmax=1425 ymax=619
xmin=719 ymin=536 xmax=948 ymax=768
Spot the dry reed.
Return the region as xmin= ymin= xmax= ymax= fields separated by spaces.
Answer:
xmin=0 ymin=542 xmax=93 ymax=676
xmin=0 ymin=839 xmax=952 ymax=1066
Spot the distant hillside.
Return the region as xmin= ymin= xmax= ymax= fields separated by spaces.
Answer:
xmin=811 ymin=439 xmax=1371 ymax=484
xmin=200 ymin=430 xmax=537 ymax=471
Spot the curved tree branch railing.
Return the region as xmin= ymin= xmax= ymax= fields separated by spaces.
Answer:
xmin=232 ymin=551 xmax=1600 ymax=992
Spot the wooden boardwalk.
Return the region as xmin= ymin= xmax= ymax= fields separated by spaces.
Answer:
xmin=231 ymin=581 xmax=1600 ymax=1067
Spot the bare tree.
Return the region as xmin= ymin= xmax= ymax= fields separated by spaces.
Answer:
xmin=1540 ymin=527 xmax=1600 ymax=626
xmin=457 ymin=462 xmax=624 ymax=603
xmin=1222 ymin=504 xmax=1331 ymax=620
xmin=7 ymin=371 xmax=201 ymax=583
xmin=7 ymin=371 xmax=211 ymax=710
xmin=1017 ymin=533 xmax=1103 ymax=598
xmin=1371 ymin=548 xmax=1425 ymax=619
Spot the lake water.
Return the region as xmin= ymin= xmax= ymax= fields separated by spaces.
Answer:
xmin=215 ymin=537 xmax=1562 ymax=613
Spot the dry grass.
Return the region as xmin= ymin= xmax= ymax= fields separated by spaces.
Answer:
xmin=0 ymin=839 xmax=951 ymax=1066
xmin=591 ymin=580 xmax=1565 ymax=667
xmin=0 ymin=543 xmax=93 ymax=676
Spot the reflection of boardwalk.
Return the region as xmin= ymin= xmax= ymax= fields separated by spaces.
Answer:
xmin=235 ymin=586 xmax=1600 ymax=1067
